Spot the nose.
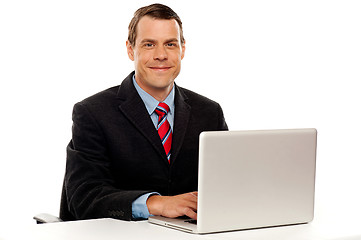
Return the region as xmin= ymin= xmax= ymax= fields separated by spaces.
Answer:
xmin=153 ymin=45 xmax=168 ymax=61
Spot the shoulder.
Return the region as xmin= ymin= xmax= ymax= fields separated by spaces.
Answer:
xmin=77 ymin=85 xmax=120 ymax=107
xmin=176 ymin=85 xmax=228 ymax=131
xmin=176 ymin=85 xmax=221 ymax=110
xmin=70 ymin=86 xmax=121 ymax=124
xmin=76 ymin=72 xmax=134 ymax=107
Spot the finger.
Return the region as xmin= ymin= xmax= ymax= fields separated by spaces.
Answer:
xmin=187 ymin=199 xmax=198 ymax=211
xmin=186 ymin=192 xmax=198 ymax=203
xmin=189 ymin=192 xmax=198 ymax=198
xmin=183 ymin=207 xmax=197 ymax=220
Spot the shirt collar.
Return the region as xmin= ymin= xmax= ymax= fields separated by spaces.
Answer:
xmin=132 ymin=75 xmax=175 ymax=116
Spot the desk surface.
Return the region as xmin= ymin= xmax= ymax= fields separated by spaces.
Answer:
xmin=2 ymin=213 xmax=361 ymax=240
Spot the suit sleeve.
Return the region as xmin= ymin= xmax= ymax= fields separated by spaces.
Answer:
xmin=65 ymin=102 xmax=149 ymax=221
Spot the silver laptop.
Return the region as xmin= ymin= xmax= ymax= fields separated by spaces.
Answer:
xmin=148 ymin=128 xmax=317 ymax=234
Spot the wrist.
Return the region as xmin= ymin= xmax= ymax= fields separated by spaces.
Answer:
xmin=146 ymin=195 xmax=165 ymax=216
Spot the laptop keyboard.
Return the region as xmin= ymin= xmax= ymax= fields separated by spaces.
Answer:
xmin=185 ymin=219 xmax=197 ymax=225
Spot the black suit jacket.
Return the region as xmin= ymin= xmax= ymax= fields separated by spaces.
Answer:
xmin=61 ymin=72 xmax=228 ymax=221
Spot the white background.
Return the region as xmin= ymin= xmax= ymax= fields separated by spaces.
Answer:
xmin=0 ymin=0 xmax=360 ymax=235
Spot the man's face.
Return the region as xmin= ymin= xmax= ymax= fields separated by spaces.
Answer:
xmin=126 ymin=16 xmax=185 ymax=100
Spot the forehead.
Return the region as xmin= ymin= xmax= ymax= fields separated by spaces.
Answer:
xmin=136 ymin=16 xmax=181 ymax=42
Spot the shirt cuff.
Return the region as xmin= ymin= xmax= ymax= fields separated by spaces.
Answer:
xmin=132 ymin=192 xmax=160 ymax=220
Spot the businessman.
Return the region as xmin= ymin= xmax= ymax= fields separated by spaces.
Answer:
xmin=61 ymin=3 xmax=228 ymax=221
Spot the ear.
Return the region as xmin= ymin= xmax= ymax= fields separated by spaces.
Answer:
xmin=181 ymin=41 xmax=186 ymax=60
xmin=126 ymin=40 xmax=135 ymax=61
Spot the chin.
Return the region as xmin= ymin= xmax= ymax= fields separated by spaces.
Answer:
xmin=152 ymin=80 xmax=174 ymax=89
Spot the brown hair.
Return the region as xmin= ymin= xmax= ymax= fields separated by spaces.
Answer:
xmin=128 ymin=3 xmax=185 ymax=46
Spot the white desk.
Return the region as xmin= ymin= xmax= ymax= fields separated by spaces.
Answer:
xmin=2 ymin=213 xmax=361 ymax=240
xmin=2 ymin=185 xmax=361 ymax=240
xmin=2 ymin=187 xmax=361 ymax=240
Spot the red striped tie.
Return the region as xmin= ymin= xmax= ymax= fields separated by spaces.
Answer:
xmin=155 ymin=103 xmax=172 ymax=163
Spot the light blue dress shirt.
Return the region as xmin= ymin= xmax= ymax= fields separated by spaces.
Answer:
xmin=131 ymin=75 xmax=175 ymax=219
xmin=132 ymin=75 xmax=175 ymax=130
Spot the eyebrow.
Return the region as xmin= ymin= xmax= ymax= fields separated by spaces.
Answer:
xmin=164 ymin=38 xmax=179 ymax=43
xmin=140 ymin=39 xmax=156 ymax=44
xmin=140 ymin=38 xmax=179 ymax=44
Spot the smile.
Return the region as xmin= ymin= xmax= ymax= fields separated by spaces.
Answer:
xmin=149 ymin=67 xmax=172 ymax=71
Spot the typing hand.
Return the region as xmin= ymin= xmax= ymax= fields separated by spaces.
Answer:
xmin=146 ymin=192 xmax=198 ymax=220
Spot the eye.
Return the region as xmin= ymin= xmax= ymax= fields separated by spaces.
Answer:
xmin=166 ymin=43 xmax=177 ymax=47
xmin=144 ymin=43 xmax=155 ymax=48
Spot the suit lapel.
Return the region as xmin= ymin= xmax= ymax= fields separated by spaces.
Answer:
xmin=171 ymin=85 xmax=191 ymax=164
xmin=116 ymin=73 xmax=167 ymax=163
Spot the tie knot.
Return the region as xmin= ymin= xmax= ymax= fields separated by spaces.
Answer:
xmin=155 ymin=102 xmax=170 ymax=117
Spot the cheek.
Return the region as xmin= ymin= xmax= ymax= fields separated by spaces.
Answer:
xmin=172 ymin=51 xmax=183 ymax=62
xmin=136 ymin=51 xmax=152 ymax=66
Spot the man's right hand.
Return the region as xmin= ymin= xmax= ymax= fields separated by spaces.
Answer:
xmin=146 ymin=192 xmax=198 ymax=220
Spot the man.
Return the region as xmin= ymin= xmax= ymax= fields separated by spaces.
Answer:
xmin=61 ymin=3 xmax=228 ymax=221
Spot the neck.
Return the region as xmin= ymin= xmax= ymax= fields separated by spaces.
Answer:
xmin=135 ymin=77 xmax=174 ymax=102
xmin=151 ymin=87 xmax=173 ymax=102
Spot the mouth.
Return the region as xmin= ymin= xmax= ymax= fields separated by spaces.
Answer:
xmin=149 ymin=66 xmax=172 ymax=72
